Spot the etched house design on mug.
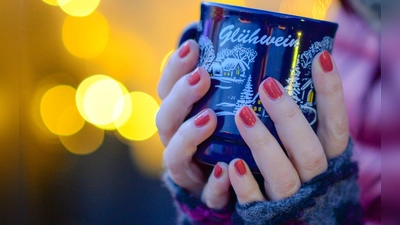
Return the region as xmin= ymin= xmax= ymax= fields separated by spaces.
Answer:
xmin=211 ymin=58 xmax=247 ymax=77
xmin=198 ymin=35 xmax=259 ymax=116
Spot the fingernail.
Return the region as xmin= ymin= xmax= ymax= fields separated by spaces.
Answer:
xmin=319 ymin=50 xmax=333 ymax=73
xmin=194 ymin=109 xmax=210 ymax=127
xmin=214 ymin=163 xmax=223 ymax=179
xmin=263 ymin=77 xmax=283 ymax=100
xmin=179 ymin=41 xmax=190 ymax=58
xmin=234 ymin=159 xmax=247 ymax=176
xmin=188 ymin=68 xmax=201 ymax=86
xmin=239 ymin=106 xmax=256 ymax=127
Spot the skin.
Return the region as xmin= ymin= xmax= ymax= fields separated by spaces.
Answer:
xmin=157 ymin=39 xmax=349 ymax=209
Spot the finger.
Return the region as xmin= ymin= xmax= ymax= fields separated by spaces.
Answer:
xmin=163 ymin=109 xmax=217 ymax=198
xmin=259 ymin=77 xmax=327 ymax=182
xmin=229 ymin=159 xmax=266 ymax=204
xmin=201 ymin=162 xmax=231 ymax=209
xmin=235 ymin=106 xmax=301 ymax=200
xmin=156 ymin=67 xmax=210 ymax=146
xmin=158 ymin=40 xmax=200 ymax=100
xmin=313 ymin=51 xmax=349 ymax=159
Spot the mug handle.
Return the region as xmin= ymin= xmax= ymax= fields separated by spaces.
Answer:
xmin=178 ymin=22 xmax=198 ymax=46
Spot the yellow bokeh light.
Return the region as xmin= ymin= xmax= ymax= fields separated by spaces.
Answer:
xmin=60 ymin=122 xmax=104 ymax=155
xmin=76 ymin=75 xmax=130 ymax=129
xmin=312 ymin=0 xmax=333 ymax=20
xmin=160 ymin=50 xmax=174 ymax=73
xmin=130 ymin=135 xmax=165 ymax=178
xmin=83 ymin=79 xmax=123 ymax=125
xmin=58 ymin=0 xmax=72 ymax=5
xmin=279 ymin=0 xmax=332 ymax=20
xmin=76 ymin=75 xmax=108 ymax=122
xmin=62 ymin=11 xmax=109 ymax=59
xmin=85 ymin=31 xmax=157 ymax=84
xmin=117 ymin=92 xmax=159 ymax=141
xmin=40 ymin=85 xmax=85 ymax=136
xmin=43 ymin=0 xmax=62 ymax=6
xmin=58 ymin=0 xmax=100 ymax=17
xmin=207 ymin=0 xmax=246 ymax=6
xmin=31 ymin=73 xmax=78 ymax=142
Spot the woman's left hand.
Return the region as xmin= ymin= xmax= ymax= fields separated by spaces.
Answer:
xmin=229 ymin=51 xmax=350 ymax=203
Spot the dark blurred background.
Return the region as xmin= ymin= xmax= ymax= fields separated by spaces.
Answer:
xmin=0 ymin=0 xmax=340 ymax=224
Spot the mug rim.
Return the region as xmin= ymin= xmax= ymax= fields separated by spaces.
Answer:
xmin=202 ymin=1 xmax=338 ymax=27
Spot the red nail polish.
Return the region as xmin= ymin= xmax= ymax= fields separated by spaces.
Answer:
xmin=194 ymin=109 xmax=210 ymax=127
xmin=263 ymin=77 xmax=283 ymax=100
xmin=319 ymin=50 xmax=333 ymax=72
xmin=234 ymin=159 xmax=247 ymax=176
xmin=214 ymin=163 xmax=223 ymax=179
xmin=188 ymin=68 xmax=201 ymax=86
xmin=179 ymin=41 xmax=190 ymax=58
xmin=239 ymin=106 xmax=256 ymax=127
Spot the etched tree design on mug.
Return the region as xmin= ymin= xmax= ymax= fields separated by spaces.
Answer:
xmin=216 ymin=44 xmax=257 ymax=71
xmin=233 ymin=75 xmax=253 ymax=114
xmin=198 ymin=35 xmax=215 ymax=72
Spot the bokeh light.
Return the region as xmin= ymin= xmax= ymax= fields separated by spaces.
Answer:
xmin=40 ymin=85 xmax=85 ymax=136
xmin=312 ymin=0 xmax=333 ymax=19
xmin=58 ymin=0 xmax=101 ymax=17
xmin=76 ymin=75 xmax=106 ymax=122
xmin=59 ymin=122 xmax=104 ymax=155
xmin=85 ymin=31 xmax=157 ymax=84
xmin=31 ymin=73 xmax=79 ymax=142
xmin=76 ymin=75 xmax=130 ymax=129
xmin=117 ymin=92 xmax=159 ymax=141
xmin=160 ymin=50 xmax=174 ymax=73
xmin=62 ymin=11 xmax=109 ymax=58
xmin=42 ymin=0 xmax=61 ymax=6
xmin=279 ymin=0 xmax=332 ymax=20
xmin=83 ymin=78 xmax=123 ymax=125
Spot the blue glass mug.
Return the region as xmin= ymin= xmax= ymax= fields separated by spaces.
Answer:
xmin=180 ymin=2 xmax=338 ymax=173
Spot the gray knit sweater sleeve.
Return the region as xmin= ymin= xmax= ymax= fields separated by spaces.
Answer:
xmin=232 ymin=140 xmax=362 ymax=225
xmin=163 ymin=140 xmax=363 ymax=225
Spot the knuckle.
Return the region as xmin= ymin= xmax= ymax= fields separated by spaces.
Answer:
xmin=303 ymin=150 xmax=327 ymax=175
xmin=163 ymin=149 xmax=177 ymax=173
xmin=204 ymin=196 xmax=226 ymax=209
xmin=180 ymin=57 xmax=194 ymax=71
xmin=205 ymin=199 xmax=219 ymax=209
xmin=320 ymin=121 xmax=349 ymax=158
xmin=253 ymin=136 xmax=273 ymax=150
xmin=237 ymin=184 xmax=259 ymax=201
xmin=203 ymin=186 xmax=227 ymax=209
xmin=325 ymin=79 xmax=343 ymax=95
xmin=155 ymin=110 xmax=176 ymax=138
xmin=176 ymin=123 xmax=197 ymax=149
xmin=164 ymin=151 xmax=186 ymax=180
xmin=174 ymin=76 xmax=195 ymax=103
xmin=272 ymin=171 xmax=300 ymax=197
xmin=331 ymin=118 xmax=349 ymax=142
xmin=281 ymin=105 xmax=300 ymax=123
xmin=157 ymin=83 xmax=167 ymax=100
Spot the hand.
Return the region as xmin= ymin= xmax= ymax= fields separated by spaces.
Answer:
xmin=229 ymin=51 xmax=349 ymax=203
xmin=157 ymin=40 xmax=231 ymax=209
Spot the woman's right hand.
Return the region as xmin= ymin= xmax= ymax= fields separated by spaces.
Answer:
xmin=156 ymin=40 xmax=231 ymax=209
